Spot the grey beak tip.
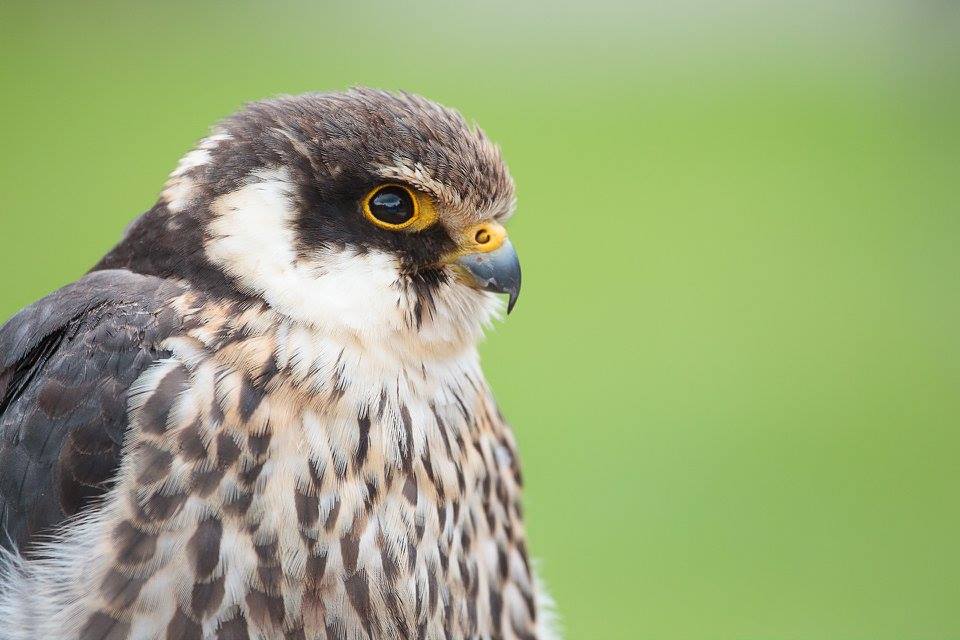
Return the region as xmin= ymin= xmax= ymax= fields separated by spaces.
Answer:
xmin=455 ymin=239 xmax=521 ymax=315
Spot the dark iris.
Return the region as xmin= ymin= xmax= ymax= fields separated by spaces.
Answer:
xmin=368 ymin=185 xmax=415 ymax=225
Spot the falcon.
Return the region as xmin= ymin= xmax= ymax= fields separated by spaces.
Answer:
xmin=0 ymin=89 xmax=555 ymax=640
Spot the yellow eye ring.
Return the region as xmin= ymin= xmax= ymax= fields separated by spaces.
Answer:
xmin=362 ymin=183 xmax=437 ymax=232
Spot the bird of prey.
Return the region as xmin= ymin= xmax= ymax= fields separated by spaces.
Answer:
xmin=0 ymin=89 xmax=555 ymax=640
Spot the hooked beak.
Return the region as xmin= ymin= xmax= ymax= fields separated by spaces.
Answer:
xmin=449 ymin=222 xmax=522 ymax=313
xmin=456 ymin=238 xmax=522 ymax=313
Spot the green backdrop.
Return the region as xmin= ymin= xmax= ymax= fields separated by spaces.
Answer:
xmin=2 ymin=2 xmax=959 ymax=638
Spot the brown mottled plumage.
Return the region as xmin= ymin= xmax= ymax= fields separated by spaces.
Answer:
xmin=0 ymin=90 xmax=554 ymax=640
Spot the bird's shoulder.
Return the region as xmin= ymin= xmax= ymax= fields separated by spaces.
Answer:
xmin=0 ymin=269 xmax=186 ymax=553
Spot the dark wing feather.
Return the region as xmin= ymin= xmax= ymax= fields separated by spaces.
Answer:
xmin=0 ymin=270 xmax=183 ymax=553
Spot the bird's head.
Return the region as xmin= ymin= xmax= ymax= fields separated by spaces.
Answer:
xmin=104 ymin=89 xmax=519 ymax=355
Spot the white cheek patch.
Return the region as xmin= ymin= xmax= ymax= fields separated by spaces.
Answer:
xmin=205 ymin=166 xmax=503 ymax=362
xmin=205 ymin=167 xmax=408 ymax=339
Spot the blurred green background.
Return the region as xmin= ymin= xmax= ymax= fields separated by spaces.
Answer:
xmin=2 ymin=1 xmax=959 ymax=638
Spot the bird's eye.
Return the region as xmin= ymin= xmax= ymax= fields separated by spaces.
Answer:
xmin=363 ymin=184 xmax=418 ymax=229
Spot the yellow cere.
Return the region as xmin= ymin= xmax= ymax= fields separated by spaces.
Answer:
xmin=461 ymin=221 xmax=507 ymax=254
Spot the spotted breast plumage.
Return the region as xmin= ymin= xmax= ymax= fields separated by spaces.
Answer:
xmin=0 ymin=89 xmax=556 ymax=640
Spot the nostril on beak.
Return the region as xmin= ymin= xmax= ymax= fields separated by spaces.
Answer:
xmin=459 ymin=221 xmax=506 ymax=256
